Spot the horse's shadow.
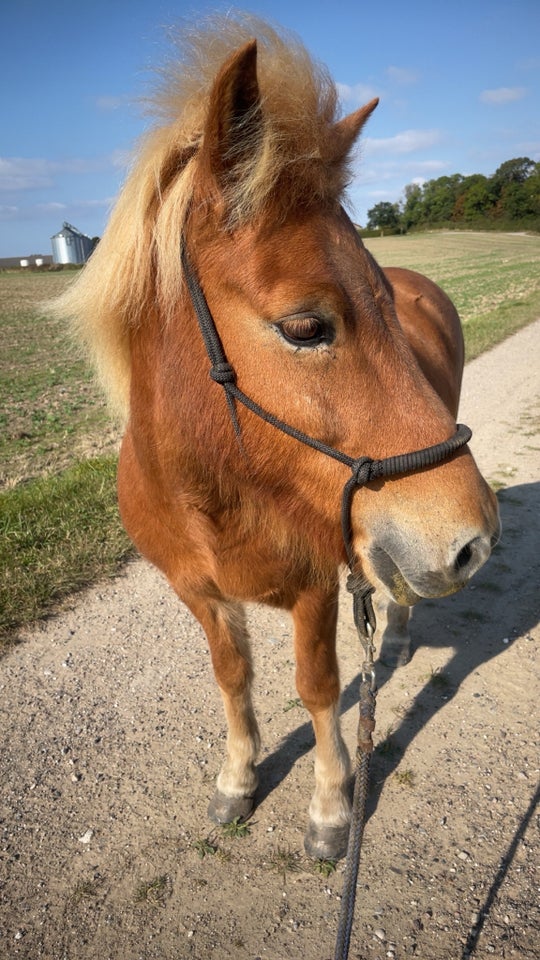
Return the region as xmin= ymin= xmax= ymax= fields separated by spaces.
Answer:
xmin=255 ymin=481 xmax=539 ymax=812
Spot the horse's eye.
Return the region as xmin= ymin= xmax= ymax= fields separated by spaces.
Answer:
xmin=278 ymin=316 xmax=325 ymax=345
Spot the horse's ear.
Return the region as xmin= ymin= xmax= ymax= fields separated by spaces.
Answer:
xmin=330 ymin=98 xmax=379 ymax=160
xmin=199 ymin=39 xmax=261 ymax=184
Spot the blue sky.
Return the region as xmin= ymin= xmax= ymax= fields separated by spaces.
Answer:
xmin=1 ymin=0 xmax=539 ymax=257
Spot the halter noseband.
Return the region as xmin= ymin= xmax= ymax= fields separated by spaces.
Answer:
xmin=181 ymin=246 xmax=472 ymax=642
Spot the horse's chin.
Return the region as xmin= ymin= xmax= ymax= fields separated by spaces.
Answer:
xmin=368 ymin=548 xmax=464 ymax=607
xmin=382 ymin=574 xmax=422 ymax=607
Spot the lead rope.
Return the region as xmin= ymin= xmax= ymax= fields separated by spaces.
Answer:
xmin=180 ymin=245 xmax=473 ymax=960
xmin=334 ymin=668 xmax=376 ymax=960
xmin=335 ymin=484 xmax=378 ymax=960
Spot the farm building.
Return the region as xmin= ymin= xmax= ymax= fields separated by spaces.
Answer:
xmin=0 ymin=254 xmax=53 ymax=270
xmin=51 ymin=222 xmax=95 ymax=265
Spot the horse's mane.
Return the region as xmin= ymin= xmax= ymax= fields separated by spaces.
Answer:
xmin=51 ymin=15 xmax=354 ymax=417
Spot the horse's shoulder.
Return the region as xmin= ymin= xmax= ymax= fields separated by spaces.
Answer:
xmin=381 ymin=266 xmax=464 ymax=415
xmin=383 ymin=266 xmax=459 ymax=324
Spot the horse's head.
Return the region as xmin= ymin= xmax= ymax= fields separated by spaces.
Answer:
xmin=177 ymin=38 xmax=499 ymax=603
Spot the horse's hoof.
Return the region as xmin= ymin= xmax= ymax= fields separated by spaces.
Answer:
xmin=208 ymin=790 xmax=255 ymax=825
xmin=304 ymin=821 xmax=350 ymax=861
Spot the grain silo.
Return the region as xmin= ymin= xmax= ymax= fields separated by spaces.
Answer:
xmin=51 ymin=222 xmax=94 ymax=265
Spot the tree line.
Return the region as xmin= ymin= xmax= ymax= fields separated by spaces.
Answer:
xmin=365 ymin=158 xmax=540 ymax=233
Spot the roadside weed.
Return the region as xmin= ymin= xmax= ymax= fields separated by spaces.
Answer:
xmin=221 ymin=817 xmax=252 ymax=839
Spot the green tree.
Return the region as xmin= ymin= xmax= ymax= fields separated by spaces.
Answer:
xmin=366 ymin=201 xmax=401 ymax=230
xmin=453 ymin=176 xmax=477 ymax=219
xmin=461 ymin=176 xmax=493 ymax=220
xmin=422 ymin=175 xmax=463 ymax=222
xmin=401 ymin=182 xmax=424 ymax=229
xmin=493 ymin=157 xmax=535 ymax=188
xmin=497 ymin=168 xmax=540 ymax=219
xmin=399 ymin=157 xmax=539 ymax=230
xmin=523 ymin=164 xmax=540 ymax=216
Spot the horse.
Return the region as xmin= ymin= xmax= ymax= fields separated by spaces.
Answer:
xmin=53 ymin=15 xmax=500 ymax=861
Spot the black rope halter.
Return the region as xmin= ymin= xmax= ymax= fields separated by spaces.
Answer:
xmin=180 ymin=244 xmax=472 ymax=639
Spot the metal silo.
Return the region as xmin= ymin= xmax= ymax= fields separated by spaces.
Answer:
xmin=51 ymin=222 xmax=94 ymax=264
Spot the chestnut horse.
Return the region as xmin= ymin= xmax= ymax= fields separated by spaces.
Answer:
xmin=54 ymin=17 xmax=499 ymax=860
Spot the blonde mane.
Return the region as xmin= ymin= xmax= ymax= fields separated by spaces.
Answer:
xmin=52 ymin=14 xmax=353 ymax=418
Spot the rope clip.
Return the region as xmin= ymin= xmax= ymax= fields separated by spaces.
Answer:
xmin=361 ymin=631 xmax=377 ymax=690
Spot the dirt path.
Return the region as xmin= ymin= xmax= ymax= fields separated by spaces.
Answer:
xmin=1 ymin=321 xmax=539 ymax=960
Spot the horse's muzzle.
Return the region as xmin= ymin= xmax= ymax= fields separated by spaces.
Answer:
xmin=367 ymin=516 xmax=501 ymax=605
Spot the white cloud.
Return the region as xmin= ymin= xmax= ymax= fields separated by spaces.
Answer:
xmin=479 ymin=86 xmax=527 ymax=104
xmin=36 ymin=198 xmax=114 ymax=214
xmin=364 ymin=129 xmax=442 ymax=155
xmin=0 ymin=196 xmax=116 ymax=223
xmin=355 ymin=158 xmax=448 ymax=188
xmin=515 ymin=141 xmax=540 ymax=160
xmin=109 ymin=148 xmax=132 ymax=169
xmin=366 ymin=189 xmax=394 ymax=199
xmin=409 ymin=159 xmax=448 ymax=173
xmin=337 ymin=81 xmax=380 ymax=106
xmin=0 ymin=153 xmax=129 ymax=192
xmin=386 ymin=66 xmax=420 ymax=85
xmin=50 ymin=155 xmax=127 ymax=175
xmin=0 ymin=158 xmax=53 ymax=191
xmin=0 ymin=204 xmax=19 ymax=220
xmin=80 ymin=197 xmax=116 ymax=208
xmin=35 ymin=202 xmax=67 ymax=212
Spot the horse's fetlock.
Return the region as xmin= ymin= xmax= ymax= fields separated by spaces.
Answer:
xmin=217 ymin=758 xmax=258 ymax=798
xmin=309 ymin=782 xmax=351 ymax=829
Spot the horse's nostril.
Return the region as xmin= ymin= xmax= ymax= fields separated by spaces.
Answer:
xmin=454 ymin=542 xmax=473 ymax=572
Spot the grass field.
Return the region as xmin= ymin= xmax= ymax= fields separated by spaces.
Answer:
xmin=364 ymin=230 xmax=540 ymax=359
xmin=1 ymin=231 xmax=539 ymax=639
xmin=0 ymin=270 xmax=118 ymax=489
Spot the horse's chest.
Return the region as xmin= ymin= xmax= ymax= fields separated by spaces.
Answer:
xmin=213 ymin=515 xmax=312 ymax=606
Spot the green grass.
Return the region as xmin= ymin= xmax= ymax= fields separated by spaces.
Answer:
xmin=394 ymin=768 xmax=415 ymax=788
xmin=375 ymin=725 xmax=402 ymax=760
xmin=364 ymin=231 xmax=540 ymax=359
xmin=283 ymin=697 xmax=303 ymax=712
xmin=313 ymin=858 xmax=337 ymax=877
xmin=0 ymin=456 xmax=133 ymax=638
xmin=0 ymin=270 xmax=116 ymax=487
xmin=193 ymin=837 xmax=219 ymax=859
xmin=422 ymin=666 xmax=451 ymax=690
xmin=220 ymin=817 xmax=252 ymax=839
xmin=134 ymin=875 xmax=171 ymax=906
xmin=1 ymin=231 xmax=538 ymax=644
xmin=267 ymin=845 xmax=302 ymax=880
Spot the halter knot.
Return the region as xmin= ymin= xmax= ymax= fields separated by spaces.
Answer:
xmin=210 ymin=362 xmax=236 ymax=385
xmin=350 ymin=456 xmax=374 ymax=487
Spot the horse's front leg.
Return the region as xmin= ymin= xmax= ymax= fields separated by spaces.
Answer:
xmin=292 ymin=583 xmax=351 ymax=860
xmin=185 ymin=592 xmax=260 ymax=824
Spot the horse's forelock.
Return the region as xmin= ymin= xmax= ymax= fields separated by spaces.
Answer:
xmin=150 ymin=17 xmax=352 ymax=312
